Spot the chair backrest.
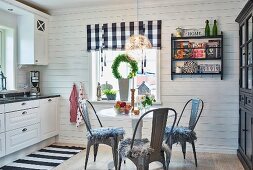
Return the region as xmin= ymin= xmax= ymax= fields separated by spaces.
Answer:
xmin=130 ymin=108 xmax=177 ymax=152
xmin=78 ymin=100 xmax=103 ymax=137
xmin=176 ymin=98 xmax=204 ymax=130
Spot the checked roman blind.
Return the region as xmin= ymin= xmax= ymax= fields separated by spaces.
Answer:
xmin=87 ymin=20 xmax=162 ymax=51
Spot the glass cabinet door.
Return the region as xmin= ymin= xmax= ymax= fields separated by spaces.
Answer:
xmin=248 ymin=42 xmax=252 ymax=65
xmin=242 ymin=24 xmax=246 ymax=45
xmin=248 ymin=67 xmax=252 ymax=90
xmin=247 ymin=16 xmax=252 ymax=41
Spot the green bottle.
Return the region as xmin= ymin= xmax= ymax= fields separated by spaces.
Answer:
xmin=212 ymin=20 xmax=218 ymax=36
xmin=205 ymin=20 xmax=210 ymax=37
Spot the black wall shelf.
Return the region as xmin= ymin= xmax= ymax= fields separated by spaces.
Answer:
xmin=171 ymin=32 xmax=223 ymax=80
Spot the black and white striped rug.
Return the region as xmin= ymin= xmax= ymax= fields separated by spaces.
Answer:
xmin=0 ymin=145 xmax=85 ymax=170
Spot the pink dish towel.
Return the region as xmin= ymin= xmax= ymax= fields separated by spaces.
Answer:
xmin=69 ymin=84 xmax=78 ymax=123
xmin=76 ymin=82 xmax=86 ymax=127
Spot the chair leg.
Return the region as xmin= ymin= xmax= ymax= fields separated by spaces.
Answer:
xmin=191 ymin=141 xmax=198 ymax=167
xmin=181 ymin=142 xmax=186 ymax=159
xmin=112 ymin=140 xmax=118 ymax=170
xmin=160 ymin=151 xmax=166 ymax=170
xmin=85 ymin=141 xmax=92 ymax=170
xmin=93 ymin=144 xmax=99 ymax=162
xmin=118 ymin=155 xmax=122 ymax=170
xmin=165 ymin=145 xmax=172 ymax=170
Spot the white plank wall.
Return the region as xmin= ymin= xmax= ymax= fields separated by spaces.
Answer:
xmin=38 ymin=0 xmax=247 ymax=153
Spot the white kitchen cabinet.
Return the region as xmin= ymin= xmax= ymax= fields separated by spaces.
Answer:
xmin=40 ymin=97 xmax=59 ymax=140
xmin=0 ymin=133 xmax=5 ymax=158
xmin=5 ymin=108 xmax=40 ymax=131
xmin=0 ymin=114 xmax=4 ymax=133
xmin=18 ymin=14 xmax=48 ymax=65
xmin=5 ymin=100 xmax=39 ymax=113
xmin=6 ymin=123 xmax=40 ymax=155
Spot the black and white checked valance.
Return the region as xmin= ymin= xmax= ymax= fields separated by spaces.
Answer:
xmin=87 ymin=20 xmax=161 ymax=51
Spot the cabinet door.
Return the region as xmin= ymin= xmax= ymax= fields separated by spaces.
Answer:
xmin=34 ymin=16 xmax=48 ymax=65
xmin=245 ymin=111 xmax=253 ymax=162
xmin=5 ymin=123 xmax=40 ymax=155
xmin=40 ymin=98 xmax=58 ymax=140
xmin=239 ymin=108 xmax=246 ymax=152
xmin=0 ymin=133 xmax=5 ymax=158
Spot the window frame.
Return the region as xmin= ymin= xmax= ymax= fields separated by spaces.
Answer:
xmin=89 ymin=50 xmax=161 ymax=103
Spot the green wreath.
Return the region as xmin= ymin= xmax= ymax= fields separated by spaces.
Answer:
xmin=111 ymin=54 xmax=138 ymax=79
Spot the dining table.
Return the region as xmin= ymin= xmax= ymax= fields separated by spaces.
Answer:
xmin=97 ymin=107 xmax=175 ymax=170
xmin=97 ymin=107 xmax=155 ymax=139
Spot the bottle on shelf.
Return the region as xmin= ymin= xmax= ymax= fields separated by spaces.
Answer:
xmin=205 ymin=20 xmax=210 ymax=37
xmin=212 ymin=20 xmax=218 ymax=36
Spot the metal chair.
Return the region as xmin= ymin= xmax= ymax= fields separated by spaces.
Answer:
xmin=79 ymin=100 xmax=125 ymax=170
xmin=118 ymin=108 xmax=177 ymax=170
xmin=164 ymin=98 xmax=204 ymax=167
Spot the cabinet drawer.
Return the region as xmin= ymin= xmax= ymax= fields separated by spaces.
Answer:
xmin=5 ymin=100 xmax=39 ymax=113
xmin=5 ymin=108 xmax=40 ymax=131
xmin=40 ymin=97 xmax=57 ymax=104
xmin=6 ymin=123 xmax=40 ymax=155
xmin=0 ymin=133 xmax=5 ymax=158
xmin=0 ymin=114 xmax=4 ymax=133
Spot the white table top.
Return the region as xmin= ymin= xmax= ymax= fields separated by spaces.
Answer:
xmin=97 ymin=107 xmax=176 ymax=120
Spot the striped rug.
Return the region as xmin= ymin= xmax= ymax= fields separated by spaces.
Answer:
xmin=0 ymin=145 xmax=85 ymax=170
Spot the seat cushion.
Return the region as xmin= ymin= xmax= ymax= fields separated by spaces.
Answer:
xmin=119 ymin=138 xmax=154 ymax=159
xmin=164 ymin=126 xmax=197 ymax=144
xmin=87 ymin=127 xmax=125 ymax=141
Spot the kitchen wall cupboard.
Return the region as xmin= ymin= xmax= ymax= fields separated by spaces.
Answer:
xmin=18 ymin=14 xmax=48 ymax=65
xmin=236 ymin=1 xmax=253 ymax=169
xmin=40 ymin=98 xmax=59 ymax=141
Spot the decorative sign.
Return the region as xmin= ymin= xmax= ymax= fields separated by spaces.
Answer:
xmin=183 ymin=28 xmax=205 ymax=37
xmin=199 ymin=64 xmax=221 ymax=73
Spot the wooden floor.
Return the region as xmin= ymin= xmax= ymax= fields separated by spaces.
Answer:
xmin=55 ymin=145 xmax=244 ymax=170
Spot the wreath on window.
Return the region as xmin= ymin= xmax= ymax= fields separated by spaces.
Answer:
xmin=111 ymin=54 xmax=138 ymax=79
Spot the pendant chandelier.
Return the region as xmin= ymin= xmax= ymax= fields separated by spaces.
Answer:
xmin=125 ymin=0 xmax=152 ymax=57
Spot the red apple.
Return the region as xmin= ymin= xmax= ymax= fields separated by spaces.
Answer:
xmin=120 ymin=102 xmax=126 ymax=107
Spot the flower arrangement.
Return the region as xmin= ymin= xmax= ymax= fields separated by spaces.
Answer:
xmin=137 ymin=94 xmax=156 ymax=109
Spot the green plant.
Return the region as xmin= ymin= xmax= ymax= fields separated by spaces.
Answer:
xmin=102 ymin=89 xmax=117 ymax=95
xmin=111 ymin=54 xmax=138 ymax=79
xmin=140 ymin=94 xmax=156 ymax=108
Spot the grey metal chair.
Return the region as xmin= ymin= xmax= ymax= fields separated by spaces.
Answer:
xmin=78 ymin=100 xmax=125 ymax=170
xmin=164 ymin=98 xmax=204 ymax=167
xmin=118 ymin=108 xmax=177 ymax=170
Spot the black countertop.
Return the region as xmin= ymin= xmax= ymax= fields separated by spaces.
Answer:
xmin=0 ymin=95 xmax=60 ymax=104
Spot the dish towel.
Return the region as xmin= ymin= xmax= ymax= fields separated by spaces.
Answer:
xmin=69 ymin=84 xmax=78 ymax=123
xmin=76 ymin=82 xmax=86 ymax=127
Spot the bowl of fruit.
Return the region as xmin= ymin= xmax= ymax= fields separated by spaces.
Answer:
xmin=114 ymin=101 xmax=132 ymax=114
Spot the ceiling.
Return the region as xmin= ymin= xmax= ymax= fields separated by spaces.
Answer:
xmin=16 ymin=0 xmax=132 ymax=13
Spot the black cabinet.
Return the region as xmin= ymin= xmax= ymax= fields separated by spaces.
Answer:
xmin=236 ymin=1 xmax=253 ymax=169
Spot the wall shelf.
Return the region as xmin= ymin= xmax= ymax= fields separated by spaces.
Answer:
xmin=171 ymin=32 xmax=223 ymax=80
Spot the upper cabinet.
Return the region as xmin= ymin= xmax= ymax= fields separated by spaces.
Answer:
xmin=18 ymin=14 xmax=48 ymax=65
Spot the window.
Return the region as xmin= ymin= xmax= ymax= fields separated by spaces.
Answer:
xmin=0 ymin=27 xmax=15 ymax=90
xmin=0 ymin=29 xmax=2 ymax=68
xmin=91 ymin=49 xmax=160 ymax=102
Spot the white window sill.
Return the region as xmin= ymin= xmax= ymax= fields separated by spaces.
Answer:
xmin=90 ymin=100 xmax=162 ymax=105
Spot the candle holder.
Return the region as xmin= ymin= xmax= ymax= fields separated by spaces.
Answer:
xmin=130 ymin=89 xmax=135 ymax=112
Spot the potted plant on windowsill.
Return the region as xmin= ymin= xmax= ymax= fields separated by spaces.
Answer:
xmin=111 ymin=54 xmax=138 ymax=101
xmin=103 ymin=89 xmax=117 ymax=100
